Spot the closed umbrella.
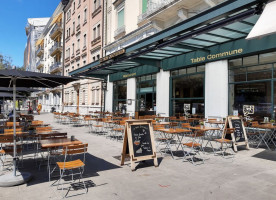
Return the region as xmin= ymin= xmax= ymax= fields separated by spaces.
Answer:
xmin=0 ymin=69 xmax=78 ymax=187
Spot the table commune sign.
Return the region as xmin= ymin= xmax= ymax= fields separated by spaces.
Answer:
xmin=121 ymin=120 xmax=158 ymax=171
xmin=224 ymin=116 xmax=249 ymax=152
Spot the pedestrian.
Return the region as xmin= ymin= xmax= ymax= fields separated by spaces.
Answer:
xmin=37 ymin=103 xmax=42 ymax=115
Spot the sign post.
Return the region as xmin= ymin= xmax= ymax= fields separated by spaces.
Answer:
xmin=224 ymin=116 xmax=249 ymax=152
xmin=121 ymin=119 xmax=158 ymax=171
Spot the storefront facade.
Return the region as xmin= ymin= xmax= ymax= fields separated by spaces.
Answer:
xmin=71 ymin=0 xmax=276 ymax=119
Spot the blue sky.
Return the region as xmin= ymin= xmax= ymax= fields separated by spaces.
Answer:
xmin=0 ymin=0 xmax=60 ymax=67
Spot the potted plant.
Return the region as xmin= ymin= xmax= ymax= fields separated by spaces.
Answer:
xmin=156 ymin=118 xmax=160 ymax=123
xmin=270 ymin=119 xmax=275 ymax=124
xmin=199 ymin=121 xmax=204 ymax=128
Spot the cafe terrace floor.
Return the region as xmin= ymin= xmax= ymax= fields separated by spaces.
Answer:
xmin=1 ymin=113 xmax=276 ymax=200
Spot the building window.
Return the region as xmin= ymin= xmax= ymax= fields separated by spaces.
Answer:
xmin=229 ymin=52 xmax=276 ymax=118
xmin=73 ymin=1 xmax=75 ymax=11
xmin=91 ymin=88 xmax=95 ymax=105
xmin=97 ymin=54 xmax=100 ymax=60
xmin=77 ymin=38 xmax=80 ymax=50
xmin=93 ymin=27 xmax=96 ymax=40
xmin=72 ymin=43 xmax=75 ymax=55
xmin=113 ymin=80 xmax=127 ymax=112
xmin=117 ymin=8 xmax=124 ymax=28
xmin=83 ymin=34 xmax=87 ymax=48
xmin=68 ymin=28 xmax=71 ymax=36
xmin=97 ymin=24 xmax=101 ymax=37
xmin=82 ymin=90 xmax=85 ymax=104
xmin=96 ymin=88 xmax=100 ymax=105
xmin=142 ymin=0 xmax=147 ymax=13
xmin=93 ymin=0 xmax=100 ymax=11
xmin=84 ymin=8 xmax=87 ymax=23
xmin=73 ymin=22 xmax=75 ymax=33
xmin=171 ymin=66 xmax=205 ymax=116
xmin=67 ymin=9 xmax=71 ymax=21
xmin=78 ymin=15 xmax=80 ymax=25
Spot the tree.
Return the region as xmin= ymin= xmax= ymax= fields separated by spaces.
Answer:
xmin=0 ymin=53 xmax=23 ymax=70
xmin=0 ymin=53 xmax=13 ymax=69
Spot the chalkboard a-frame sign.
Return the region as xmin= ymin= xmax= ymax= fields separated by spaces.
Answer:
xmin=225 ymin=116 xmax=249 ymax=152
xmin=121 ymin=120 xmax=158 ymax=171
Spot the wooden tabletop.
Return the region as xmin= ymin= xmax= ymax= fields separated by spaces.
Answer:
xmin=252 ymin=124 xmax=276 ymax=129
xmin=206 ymin=121 xmax=225 ymax=124
xmin=190 ymin=126 xmax=221 ymax=131
xmin=159 ymin=128 xmax=191 ymax=134
xmin=40 ymin=138 xmax=82 ymax=148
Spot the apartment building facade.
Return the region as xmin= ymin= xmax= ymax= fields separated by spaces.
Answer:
xmin=24 ymin=18 xmax=49 ymax=72
xmin=63 ymin=0 xmax=104 ymax=114
xmin=102 ymin=0 xmax=225 ymax=117
xmin=35 ymin=3 xmax=64 ymax=112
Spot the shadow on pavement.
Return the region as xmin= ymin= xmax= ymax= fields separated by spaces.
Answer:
xmin=16 ymin=153 xmax=121 ymax=187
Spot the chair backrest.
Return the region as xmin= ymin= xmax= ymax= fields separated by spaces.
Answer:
xmin=222 ymin=128 xmax=235 ymax=139
xmin=31 ymin=120 xmax=43 ymax=125
xmin=62 ymin=143 xmax=88 ymax=164
xmin=4 ymin=128 xmax=22 ymax=133
xmin=153 ymin=124 xmax=165 ymax=131
xmin=39 ymin=132 xmax=67 ymax=140
xmin=181 ymin=123 xmax=191 ymax=129
xmin=6 ymin=122 xmax=19 ymax=127
xmin=0 ymin=135 xmax=14 ymax=144
xmin=36 ymin=126 xmax=52 ymax=133
xmin=169 ymin=116 xmax=177 ymax=121
xmin=251 ymin=121 xmax=259 ymax=127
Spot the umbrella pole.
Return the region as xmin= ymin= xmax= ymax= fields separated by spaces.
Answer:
xmin=13 ymin=78 xmax=17 ymax=177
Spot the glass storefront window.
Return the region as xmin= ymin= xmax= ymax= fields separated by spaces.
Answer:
xmin=113 ymin=80 xmax=127 ymax=112
xmin=172 ymin=99 xmax=204 ymax=117
xmin=136 ymin=74 xmax=156 ymax=112
xmin=229 ymin=58 xmax=242 ymax=67
xmin=173 ymin=74 xmax=204 ymax=98
xmin=229 ymin=82 xmax=271 ymax=118
xmin=171 ymin=66 xmax=205 ymax=116
xmin=229 ymin=53 xmax=276 ymax=118
xmin=259 ymin=52 xmax=276 ymax=64
xmin=243 ymin=55 xmax=258 ymax=66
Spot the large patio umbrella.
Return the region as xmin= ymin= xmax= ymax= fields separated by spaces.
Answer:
xmin=0 ymin=92 xmax=25 ymax=99
xmin=0 ymin=69 xmax=78 ymax=187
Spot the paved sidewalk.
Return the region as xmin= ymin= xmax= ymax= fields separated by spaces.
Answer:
xmin=1 ymin=113 xmax=276 ymax=199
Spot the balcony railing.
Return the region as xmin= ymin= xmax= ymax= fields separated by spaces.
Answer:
xmin=50 ymin=42 xmax=62 ymax=56
xmin=36 ymin=59 xmax=44 ymax=69
xmin=50 ymin=62 xmax=62 ymax=73
xmin=114 ymin=25 xmax=126 ymax=38
xmin=36 ymin=46 xmax=44 ymax=57
xmin=138 ymin=0 xmax=175 ymax=23
xmin=50 ymin=23 xmax=62 ymax=39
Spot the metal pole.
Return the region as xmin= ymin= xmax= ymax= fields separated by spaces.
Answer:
xmin=12 ymin=78 xmax=17 ymax=177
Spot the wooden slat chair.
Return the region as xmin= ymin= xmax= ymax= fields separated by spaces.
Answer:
xmin=153 ymin=124 xmax=169 ymax=154
xmin=0 ymin=135 xmax=23 ymax=170
xmin=6 ymin=122 xmax=20 ymax=128
xmin=110 ymin=121 xmax=125 ymax=141
xmin=246 ymin=121 xmax=266 ymax=147
xmin=31 ymin=120 xmax=44 ymax=125
xmin=182 ymin=130 xmax=205 ymax=165
xmin=36 ymin=126 xmax=52 ymax=133
xmin=214 ymin=128 xmax=235 ymax=159
xmin=55 ymin=143 xmax=88 ymax=198
xmin=35 ymin=132 xmax=68 ymax=170
xmin=4 ymin=128 xmax=22 ymax=134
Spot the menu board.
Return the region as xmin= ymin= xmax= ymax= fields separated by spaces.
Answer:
xmin=225 ymin=116 xmax=249 ymax=152
xmin=121 ymin=120 xmax=158 ymax=171
xmin=130 ymin=124 xmax=153 ymax=157
xmin=230 ymin=119 xmax=245 ymax=142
